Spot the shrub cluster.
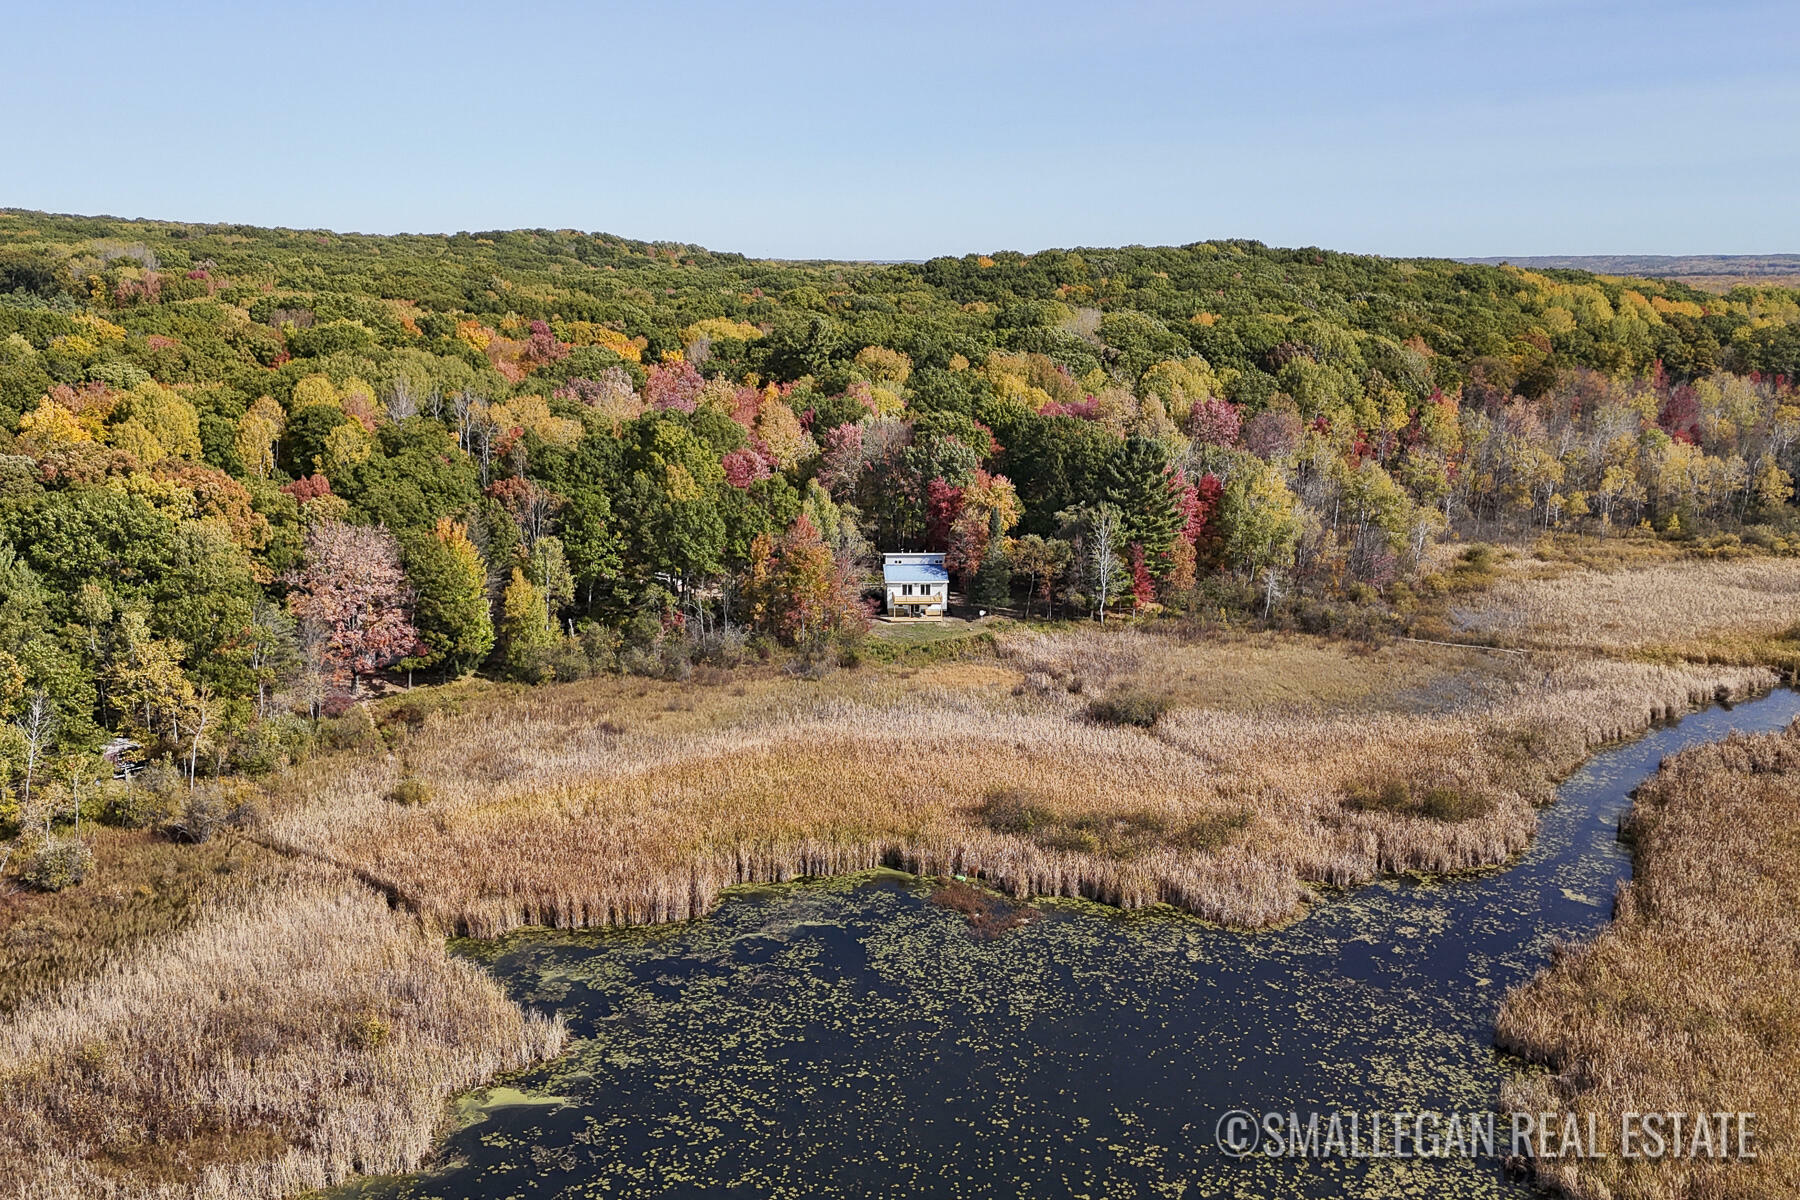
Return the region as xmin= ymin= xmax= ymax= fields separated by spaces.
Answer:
xmin=1341 ymin=778 xmax=1494 ymax=823
xmin=384 ymin=777 xmax=435 ymax=806
xmin=978 ymin=786 xmax=1249 ymax=860
xmin=1084 ymin=689 xmax=1172 ymax=728
xmin=19 ymin=837 xmax=94 ymax=892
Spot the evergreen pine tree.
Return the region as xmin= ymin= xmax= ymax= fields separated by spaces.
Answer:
xmin=972 ymin=507 xmax=1012 ymax=609
xmin=1100 ymin=434 xmax=1181 ymax=560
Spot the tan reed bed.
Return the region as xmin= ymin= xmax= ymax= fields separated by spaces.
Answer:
xmin=0 ymin=867 xmax=566 ymax=1200
xmin=1450 ymin=556 xmax=1800 ymax=653
xmin=0 ymin=826 xmax=276 ymax=1014
xmin=1496 ymin=720 xmax=1800 ymax=1200
xmin=260 ymin=631 xmax=1776 ymax=937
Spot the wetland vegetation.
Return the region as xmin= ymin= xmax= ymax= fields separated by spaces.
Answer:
xmin=312 ymin=690 xmax=1800 ymax=1200
xmin=5 ymin=551 xmax=1797 ymax=1198
xmin=1499 ymin=719 xmax=1800 ymax=1200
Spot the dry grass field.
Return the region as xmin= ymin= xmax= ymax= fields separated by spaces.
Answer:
xmin=1451 ymin=555 xmax=1800 ymax=658
xmin=5 ymin=545 xmax=1800 ymax=1199
xmin=1497 ymin=721 xmax=1800 ymax=1200
xmin=255 ymin=629 xmax=1772 ymax=935
xmin=0 ymin=864 xmax=565 ymax=1200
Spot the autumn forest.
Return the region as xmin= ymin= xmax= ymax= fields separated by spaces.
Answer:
xmin=4 ymin=209 xmax=1800 ymax=824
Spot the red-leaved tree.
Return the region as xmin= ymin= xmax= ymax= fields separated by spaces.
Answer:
xmin=925 ymin=477 xmax=963 ymax=549
xmin=281 ymin=473 xmax=333 ymax=504
xmin=722 ymin=447 xmax=773 ymax=488
xmin=814 ymin=423 xmax=865 ymax=497
xmin=644 ymin=360 xmax=705 ymax=412
xmin=1186 ymin=397 xmax=1241 ymax=447
xmin=522 ymin=320 xmax=569 ymax=367
xmin=1128 ymin=543 xmax=1156 ymax=608
xmin=286 ymin=520 xmax=421 ymax=695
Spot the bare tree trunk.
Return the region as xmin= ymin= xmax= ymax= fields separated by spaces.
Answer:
xmin=14 ymin=692 xmax=54 ymax=815
xmin=186 ymin=693 xmax=213 ymax=790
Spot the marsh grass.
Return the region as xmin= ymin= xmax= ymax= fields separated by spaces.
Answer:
xmin=1496 ymin=721 xmax=1800 ymax=1200
xmin=0 ymin=829 xmax=275 ymax=1013
xmin=1452 ymin=557 xmax=1800 ymax=654
xmin=0 ymin=868 xmax=565 ymax=1200
xmin=256 ymin=634 xmax=1774 ymax=936
xmin=1006 ymin=624 xmax=1497 ymax=715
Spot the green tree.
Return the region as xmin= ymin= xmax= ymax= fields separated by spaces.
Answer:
xmin=613 ymin=417 xmax=726 ymax=595
xmin=496 ymin=566 xmax=557 ymax=682
xmin=1009 ymin=533 xmax=1071 ymax=618
xmin=1060 ymin=504 xmax=1127 ymax=622
xmin=1006 ymin=417 xmax=1122 ymax=536
xmin=282 ymin=403 xmax=352 ymax=476
xmin=334 ymin=419 xmax=480 ymax=530
xmin=0 ymin=488 xmax=178 ymax=598
xmin=244 ymin=597 xmax=302 ymax=719
xmin=154 ymin=519 xmax=260 ymax=695
xmin=560 ymin=486 xmax=626 ymax=611
xmin=1100 ymin=434 xmax=1181 ymax=562
xmin=971 ymin=507 xmax=1012 ymax=609
xmin=527 ymin=535 xmax=576 ymax=624
xmin=404 ymin=519 xmax=495 ymax=679
xmin=1222 ymin=465 xmax=1302 ymax=614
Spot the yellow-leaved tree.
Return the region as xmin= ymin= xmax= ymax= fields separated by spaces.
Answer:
xmin=115 ymin=382 xmax=202 ymax=460
xmin=15 ymin=397 xmax=91 ymax=456
xmin=234 ymin=395 xmax=286 ymax=479
xmin=680 ymin=317 xmax=763 ymax=345
xmin=320 ymin=423 xmax=374 ymax=476
xmin=290 ymin=373 xmax=341 ymax=411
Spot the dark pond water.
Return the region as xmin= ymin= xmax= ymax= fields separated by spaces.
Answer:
xmin=336 ymin=690 xmax=1800 ymax=1200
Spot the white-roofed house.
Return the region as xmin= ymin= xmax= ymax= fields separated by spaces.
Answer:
xmin=882 ymin=552 xmax=949 ymax=618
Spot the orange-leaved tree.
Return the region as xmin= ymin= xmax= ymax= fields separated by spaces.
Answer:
xmin=743 ymin=513 xmax=869 ymax=645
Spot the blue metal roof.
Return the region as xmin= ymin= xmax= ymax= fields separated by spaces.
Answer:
xmin=884 ymin=562 xmax=949 ymax=585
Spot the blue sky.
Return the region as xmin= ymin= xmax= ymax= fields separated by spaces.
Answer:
xmin=2 ymin=0 xmax=1795 ymax=259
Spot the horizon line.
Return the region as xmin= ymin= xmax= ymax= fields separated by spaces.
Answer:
xmin=5 ymin=206 xmax=1798 ymax=268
